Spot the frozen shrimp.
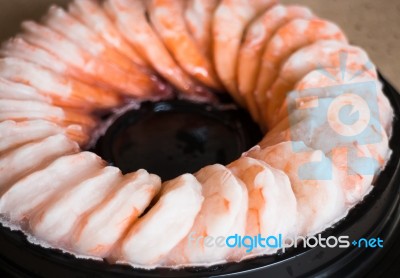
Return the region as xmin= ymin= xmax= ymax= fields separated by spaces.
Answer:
xmin=229 ymin=157 xmax=296 ymax=256
xmin=254 ymin=18 xmax=347 ymax=128
xmin=237 ymin=5 xmax=314 ymax=121
xmin=0 ymin=99 xmax=97 ymax=133
xmin=118 ymin=174 xmax=203 ymax=268
xmin=104 ymin=0 xmax=213 ymax=102
xmin=0 ymin=57 xmax=121 ymax=110
xmin=246 ymin=141 xmax=347 ymax=236
xmin=68 ymin=0 xmax=148 ymax=67
xmin=266 ymin=40 xmax=376 ymax=128
xmin=166 ymin=164 xmax=247 ymax=266
xmin=0 ymin=134 xmax=79 ymax=196
xmin=0 ymin=120 xmax=61 ymax=153
xmin=184 ymin=0 xmax=220 ymax=59
xmin=147 ymin=0 xmax=221 ymax=90
xmin=31 ymin=166 xmax=121 ymax=247
xmin=0 ymin=152 xmax=106 ymax=224
xmin=20 ymin=20 xmax=163 ymax=99
xmin=71 ymin=169 xmax=161 ymax=258
xmin=0 ymin=77 xmax=50 ymax=103
xmin=213 ymin=0 xmax=277 ymax=103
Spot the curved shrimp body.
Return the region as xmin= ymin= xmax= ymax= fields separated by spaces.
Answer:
xmin=0 ymin=57 xmax=121 ymax=110
xmin=104 ymin=0 xmax=213 ymax=102
xmin=237 ymin=4 xmax=314 ymax=122
xmin=265 ymin=40 xmax=375 ymax=128
xmin=246 ymin=141 xmax=347 ymax=236
xmin=20 ymin=20 xmax=163 ymax=99
xmin=166 ymin=164 xmax=248 ymax=266
xmin=254 ymin=18 xmax=348 ymax=129
xmin=68 ymin=0 xmax=148 ymax=68
xmin=0 ymin=120 xmax=85 ymax=155
xmin=0 ymin=152 xmax=105 ymax=224
xmin=0 ymin=99 xmax=97 ymax=136
xmin=31 ymin=166 xmax=122 ymax=248
xmin=118 ymin=174 xmax=203 ymax=268
xmin=229 ymin=157 xmax=296 ymax=256
xmin=147 ymin=0 xmax=222 ymax=90
xmin=0 ymin=134 xmax=79 ymax=197
xmin=184 ymin=0 xmax=220 ymax=60
xmin=213 ymin=0 xmax=277 ymax=104
xmin=0 ymin=77 xmax=51 ymax=103
xmin=70 ymin=169 xmax=161 ymax=258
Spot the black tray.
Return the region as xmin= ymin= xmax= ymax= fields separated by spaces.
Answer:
xmin=1 ymin=75 xmax=400 ymax=278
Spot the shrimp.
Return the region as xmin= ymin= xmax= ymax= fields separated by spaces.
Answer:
xmin=265 ymin=40 xmax=376 ymax=128
xmin=213 ymin=0 xmax=277 ymax=104
xmin=20 ymin=20 xmax=164 ymax=99
xmin=0 ymin=77 xmax=51 ymax=103
xmin=184 ymin=0 xmax=220 ymax=59
xmin=246 ymin=141 xmax=347 ymax=236
xmin=104 ymin=0 xmax=213 ymax=102
xmin=229 ymin=157 xmax=296 ymax=257
xmin=0 ymin=152 xmax=106 ymax=224
xmin=0 ymin=57 xmax=121 ymax=110
xmin=147 ymin=0 xmax=222 ymax=90
xmin=0 ymin=134 xmax=79 ymax=196
xmin=68 ymin=0 xmax=148 ymax=67
xmin=0 ymin=100 xmax=97 ymax=134
xmin=237 ymin=4 xmax=314 ymax=122
xmin=254 ymin=18 xmax=348 ymax=129
xmin=117 ymin=174 xmax=203 ymax=268
xmin=31 ymin=166 xmax=121 ymax=248
xmin=166 ymin=164 xmax=247 ymax=266
xmin=0 ymin=120 xmax=87 ymax=152
xmin=70 ymin=169 xmax=161 ymax=258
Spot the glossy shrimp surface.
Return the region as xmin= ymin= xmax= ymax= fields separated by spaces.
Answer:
xmin=148 ymin=0 xmax=221 ymax=90
xmin=166 ymin=164 xmax=248 ymax=266
xmin=254 ymin=18 xmax=347 ymax=128
xmin=237 ymin=4 xmax=313 ymax=122
xmin=0 ymin=134 xmax=78 ymax=196
xmin=229 ymin=157 xmax=296 ymax=256
xmin=246 ymin=141 xmax=347 ymax=236
xmin=266 ymin=40 xmax=375 ymax=128
xmin=213 ymin=0 xmax=277 ymax=104
xmin=184 ymin=0 xmax=220 ymax=59
xmin=118 ymin=174 xmax=203 ymax=268
xmin=71 ymin=169 xmax=161 ymax=258
xmin=104 ymin=0 xmax=213 ymax=102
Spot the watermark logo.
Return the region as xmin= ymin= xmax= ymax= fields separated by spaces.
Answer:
xmin=286 ymin=52 xmax=382 ymax=180
xmin=188 ymin=232 xmax=384 ymax=253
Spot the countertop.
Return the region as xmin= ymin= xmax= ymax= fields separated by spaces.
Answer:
xmin=0 ymin=0 xmax=399 ymax=89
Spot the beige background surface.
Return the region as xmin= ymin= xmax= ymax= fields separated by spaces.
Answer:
xmin=0 ymin=0 xmax=399 ymax=89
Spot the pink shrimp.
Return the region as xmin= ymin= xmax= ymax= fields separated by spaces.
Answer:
xmin=246 ymin=141 xmax=347 ymax=236
xmin=20 ymin=20 xmax=164 ymax=99
xmin=184 ymin=0 xmax=220 ymax=59
xmin=0 ymin=152 xmax=106 ymax=224
xmin=0 ymin=120 xmax=85 ymax=154
xmin=70 ymin=169 xmax=161 ymax=258
xmin=0 ymin=134 xmax=79 ymax=196
xmin=166 ymin=164 xmax=247 ymax=266
xmin=237 ymin=4 xmax=314 ymax=121
xmin=117 ymin=174 xmax=203 ymax=268
xmin=229 ymin=157 xmax=296 ymax=257
xmin=0 ymin=57 xmax=121 ymax=110
xmin=68 ymin=0 xmax=148 ymax=67
xmin=213 ymin=0 xmax=277 ymax=104
xmin=104 ymin=0 xmax=213 ymax=102
xmin=31 ymin=166 xmax=121 ymax=248
xmin=147 ymin=0 xmax=222 ymax=90
xmin=265 ymin=40 xmax=377 ymax=128
xmin=254 ymin=18 xmax=348 ymax=129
